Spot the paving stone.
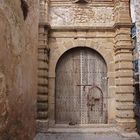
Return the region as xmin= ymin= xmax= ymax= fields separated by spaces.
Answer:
xmin=34 ymin=133 xmax=140 ymax=140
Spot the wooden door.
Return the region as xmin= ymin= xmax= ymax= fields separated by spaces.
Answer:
xmin=55 ymin=47 xmax=107 ymax=124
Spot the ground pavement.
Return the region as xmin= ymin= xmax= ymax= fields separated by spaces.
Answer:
xmin=34 ymin=132 xmax=140 ymax=140
xmin=34 ymin=124 xmax=140 ymax=140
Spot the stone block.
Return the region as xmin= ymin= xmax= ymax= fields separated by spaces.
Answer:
xmin=49 ymin=95 xmax=55 ymax=104
xmin=36 ymin=120 xmax=49 ymax=133
xmin=108 ymin=62 xmax=115 ymax=72
xmin=37 ymin=94 xmax=48 ymax=102
xmin=38 ymin=70 xmax=48 ymax=77
xmin=115 ymin=78 xmax=134 ymax=86
xmin=108 ymin=86 xmax=116 ymax=97
xmin=37 ymin=111 xmax=48 ymax=119
xmin=116 ymin=94 xmax=134 ymax=102
xmin=38 ymin=78 xmax=48 ymax=85
xmin=116 ymin=102 xmax=134 ymax=110
xmin=108 ymin=98 xmax=116 ymax=121
xmin=115 ymin=61 xmax=133 ymax=70
xmin=108 ymin=77 xmax=115 ymax=86
xmin=115 ymin=70 xmax=133 ymax=78
xmin=116 ymin=86 xmax=134 ymax=93
xmin=107 ymin=72 xmax=115 ymax=78
xmin=115 ymin=40 xmax=132 ymax=47
xmin=116 ymin=110 xmax=134 ymax=118
xmin=115 ymin=34 xmax=131 ymax=42
xmin=115 ymin=27 xmax=130 ymax=35
xmin=37 ymin=102 xmax=48 ymax=111
xmin=116 ymin=119 xmax=136 ymax=132
xmin=38 ymin=86 xmax=48 ymax=94
xmin=38 ymin=61 xmax=49 ymax=69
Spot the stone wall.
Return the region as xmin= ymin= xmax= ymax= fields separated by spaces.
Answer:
xmin=114 ymin=0 xmax=135 ymax=131
xmin=37 ymin=0 xmax=135 ymax=133
xmin=135 ymin=0 xmax=140 ymax=84
xmin=48 ymin=30 xmax=115 ymax=126
xmin=0 ymin=0 xmax=38 ymax=140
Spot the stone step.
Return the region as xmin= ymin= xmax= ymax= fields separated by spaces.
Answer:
xmin=47 ymin=125 xmax=118 ymax=134
xmin=52 ymin=124 xmax=116 ymax=129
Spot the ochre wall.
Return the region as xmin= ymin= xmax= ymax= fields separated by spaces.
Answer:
xmin=0 ymin=0 xmax=38 ymax=139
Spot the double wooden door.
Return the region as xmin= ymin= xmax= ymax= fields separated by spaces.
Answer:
xmin=55 ymin=48 xmax=107 ymax=124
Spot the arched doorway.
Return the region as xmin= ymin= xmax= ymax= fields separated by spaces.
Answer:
xmin=55 ymin=47 xmax=107 ymax=125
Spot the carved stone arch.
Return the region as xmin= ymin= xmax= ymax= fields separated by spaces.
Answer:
xmin=55 ymin=46 xmax=107 ymax=70
xmin=49 ymin=44 xmax=113 ymax=77
xmin=48 ymin=41 xmax=115 ymax=126
xmin=54 ymin=47 xmax=107 ymax=124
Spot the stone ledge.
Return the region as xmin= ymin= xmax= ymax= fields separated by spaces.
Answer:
xmin=121 ymin=132 xmax=140 ymax=139
xmin=47 ymin=125 xmax=118 ymax=133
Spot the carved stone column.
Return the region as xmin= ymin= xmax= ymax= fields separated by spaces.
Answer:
xmin=37 ymin=0 xmax=50 ymax=132
xmin=114 ymin=0 xmax=135 ymax=132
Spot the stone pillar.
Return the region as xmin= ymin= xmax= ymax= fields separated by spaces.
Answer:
xmin=114 ymin=0 xmax=131 ymax=24
xmin=114 ymin=0 xmax=136 ymax=132
xmin=115 ymin=28 xmax=135 ymax=131
xmin=114 ymin=0 xmax=135 ymax=131
xmin=37 ymin=0 xmax=50 ymax=132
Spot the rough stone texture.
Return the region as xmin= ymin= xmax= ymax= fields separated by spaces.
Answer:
xmin=36 ymin=0 xmax=135 ymax=133
xmin=135 ymin=0 xmax=140 ymax=83
xmin=114 ymin=0 xmax=135 ymax=131
xmin=38 ymin=0 xmax=135 ymax=135
xmin=34 ymin=132 xmax=140 ymax=140
xmin=50 ymin=6 xmax=114 ymax=26
xmin=0 ymin=0 xmax=38 ymax=140
xmin=0 ymin=73 xmax=9 ymax=136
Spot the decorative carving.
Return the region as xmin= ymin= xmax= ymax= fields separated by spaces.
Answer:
xmin=50 ymin=6 xmax=114 ymax=26
xmin=73 ymin=5 xmax=95 ymax=23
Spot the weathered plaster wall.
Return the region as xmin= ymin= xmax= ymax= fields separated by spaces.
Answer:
xmin=0 ymin=0 xmax=38 ymax=139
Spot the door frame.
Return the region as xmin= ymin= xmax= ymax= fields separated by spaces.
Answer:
xmin=48 ymin=46 xmax=115 ymax=128
xmin=55 ymin=47 xmax=108 ymax=124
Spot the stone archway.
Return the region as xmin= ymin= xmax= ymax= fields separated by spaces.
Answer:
xmin=55 ymin=47 xmax=108 ymax=125
xmin=48 ymin=39 xmax=115 ymax=127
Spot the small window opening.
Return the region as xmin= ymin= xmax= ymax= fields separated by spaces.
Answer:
xmin=21 ymin=0 xmax=29 ymax=20
xmin=76 ymin=0 xmax=88 ymax=4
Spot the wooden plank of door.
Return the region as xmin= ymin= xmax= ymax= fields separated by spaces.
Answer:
xmin=56 ymin=50 xmax=81 ymax=124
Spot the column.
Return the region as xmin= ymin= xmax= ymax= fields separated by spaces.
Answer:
xmin=37 ymin=0 xmax=50 ymax=132
xmin=114 ymin=0 xmax=136 ymax=132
